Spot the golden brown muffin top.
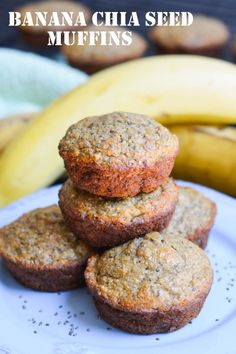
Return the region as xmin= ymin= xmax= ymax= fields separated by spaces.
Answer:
xmin=19 ymin=1 xmax=91 ymax=33
xmin=162 ymin=187 xmax=216 ymax=238
xmin=62 ymin=25 xmax=147 ymax=63
xmin=86 ymin=232 xmax=213 ymax=311
xmin=59 ymin=111 xmax=178 ymax=167
xmin=60 ymin=178 xmax=178 ymax=224
xmin=150 ymin=15 xmax=229 ymax=51
xmin=0 ymin=205 xmax=93 ymax=266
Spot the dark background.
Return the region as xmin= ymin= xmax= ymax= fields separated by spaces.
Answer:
xmin=0 ymin=0 xmax=236 ymax=61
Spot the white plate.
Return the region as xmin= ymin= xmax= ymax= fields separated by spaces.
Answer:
xmin=0 ymin=182 xmax=235 ymax=354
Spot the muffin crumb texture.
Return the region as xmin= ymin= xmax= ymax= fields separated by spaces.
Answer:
xmin=60 ymin=178 xmax=178 ymax=224
xmin=0 ymin=205 xmax=92 ymax=266
xmin=162 ymin=186 xmax=216 ymax=248
xmin=59 ymin=178 xmax=178 ymax=247
xmin=59 ymin=112 xmax=179 ymax=197
xmin=59 ymin=111 xmax=178 ymax=167
xmin=86 ymin=232 xmax=213 ymax=311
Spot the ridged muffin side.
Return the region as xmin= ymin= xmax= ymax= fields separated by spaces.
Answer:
xmin=59 ymin=112 xmax=179 ymax=198
xmin=59 ymin=178 xmax=178 ymax=248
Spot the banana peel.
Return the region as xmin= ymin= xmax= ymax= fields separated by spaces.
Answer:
xmin=0 ymin=113 xmax=36 ymax=152
xmin=1 ymin=55 xmax=236 ymax=205
xmin=170 ymin=125 xmax=236 ymax=197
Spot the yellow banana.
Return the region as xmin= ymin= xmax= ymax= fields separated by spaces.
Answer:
xmin=170 ymin=125 xmax=236 ymax=197
xmin=1 ymin=55 xmax=236 ymax=206
xmin=0 ymin=113 xmax=35 ymax=152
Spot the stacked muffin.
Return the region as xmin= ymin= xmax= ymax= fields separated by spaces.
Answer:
xmin=58 ymin=111 xmax=215 ymax=333
xmin=0 ymin=111 xmax=215 ymax=334
xmin=58 ymin=112 xmax=179 ymax=248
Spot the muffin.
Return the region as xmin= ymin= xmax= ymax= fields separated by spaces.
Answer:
xmin=59 ymin=112 xmax=179 ymax=198
xmin=18 ymin=1 xmax=91 ymax=46
xmin=62 ymin=25 xmax=147 ymax=74
xmin=232 ymin=37 xmax=236 ymax=58
xmin=162 ymin=186 xmax=216 ymax=249
xmin=150 ymin=15 xmax=229 ymax=56
xmin=85 ymin=232 xmax=213 ymax=334
xmin=0 ymin=205 xmax=94 ymax=291
xmin=59 ymin=178 xmax=178 ymax=248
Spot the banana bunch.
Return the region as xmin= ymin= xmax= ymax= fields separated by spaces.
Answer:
xmin=170 ymin=125 xmax=236 ymax=197
xmin=0 ymin=55 xmax=236 ymax=206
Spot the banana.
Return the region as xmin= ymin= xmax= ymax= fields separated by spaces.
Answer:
xmin=1 ymin=55 xmax=236 ymax=206
xmin=170 ymin=125 xmax=236 ymax=197
xmin=0 ymin=113 xmax=36 ymax=152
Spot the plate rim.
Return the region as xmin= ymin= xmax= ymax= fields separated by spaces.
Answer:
xmin=0 ymin=181 xmax=235 ymax=354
